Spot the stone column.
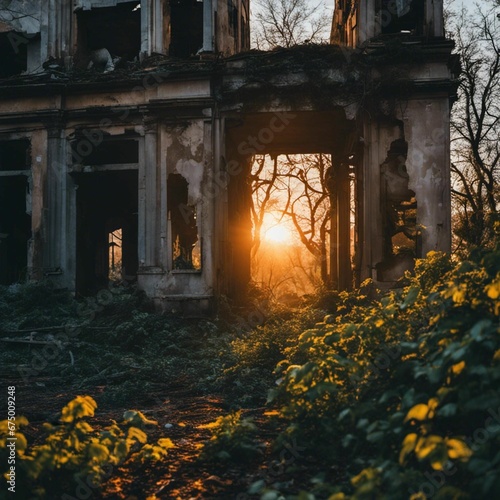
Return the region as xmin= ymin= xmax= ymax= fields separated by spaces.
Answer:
xmin=27 ymin=130 xmax=47 ymax=281
xmin=329 ymin=156 xmax=338 ymax=287
xmin=202 ymin=117 xmax=215 ymax=291
xmin=329 ymin=157 xmax=351 ymax=291
xmin=138 ymin=120 xmax=160 ymax=272
xmin=203 ymin=0 xmax=214 ymax=52
xmin=141 ymin=0 xmax=164 ymax=56
xmin=337 ymin=161 xmax=351 ymax=291
xmin=44 ymin=126 xmax=64 ymax=274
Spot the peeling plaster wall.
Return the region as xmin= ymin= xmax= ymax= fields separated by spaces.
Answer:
xmin=403 ymin=98 xmax=451 ymax=255
xmin=361 ymin=119 xmax=403 ymax=282
xmin=148 ymin=119 xmax=214 ymax=308
xmin=28 ymin=129 xmax=47 ymax=280
xmin=165 ymin=122 xmax=205 ymax=206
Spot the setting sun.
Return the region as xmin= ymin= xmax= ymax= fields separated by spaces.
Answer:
xmin=260 ymin=213 xmax=294 ymax=244
xmin=263 ymin=224 xmax=292 ymax=243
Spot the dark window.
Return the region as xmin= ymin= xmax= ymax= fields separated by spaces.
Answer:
xmin=167 ymin=173 xmax=201 ymax=270
xmin=75 ymin=170 xmax=138 ymax=295
xmin=0 ymin=176 xmax=31 ymax=285
xmin=0 ymin=32 xmax=27 ymax=78
xmin=0 ymin=139 xmax=31 ymax=171
xmin=76 ymin=1 xmax=141 ymax=66
xmin=71 ymin=136 xmax=139 ymax=166
xmin=379 ymin=0 xmax=425 ymax=35
xmin=169 ymin=0 xmax=203 ymax=58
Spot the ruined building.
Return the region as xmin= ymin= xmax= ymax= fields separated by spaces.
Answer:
xmin=0 ymin=0 xmax=457 ymax=312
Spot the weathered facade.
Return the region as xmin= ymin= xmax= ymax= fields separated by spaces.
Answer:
xmin=0 ymin=0 xmax=457 ymax=312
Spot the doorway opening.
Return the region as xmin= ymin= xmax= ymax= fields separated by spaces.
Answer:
xmin=0 ymin=176 xmax=31 ymax=285
xmin=0 ymin=138 xmax=32 ymax=285
xmin=225 ymin=111 xmax=358 ymax=300
xmin=250 ymin=154 xmax=328 ymax=301
xmin=75 ymin=170 xmax=138 ymax=295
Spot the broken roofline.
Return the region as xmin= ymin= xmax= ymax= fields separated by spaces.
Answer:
xmin=0 ymin=38 xmax=457 ymax=92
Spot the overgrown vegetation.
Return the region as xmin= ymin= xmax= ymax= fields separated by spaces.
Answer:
xmin=222 ymin=226 xmax=500 ymax=499
xmin=0 ymin=395 xmax=173 ymax=498
xmin=1 ymin=229 xmax=500 ymax=498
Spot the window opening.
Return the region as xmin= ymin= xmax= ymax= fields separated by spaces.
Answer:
xmin=377 ymin=138 xmax=417 ymax=281
xmin=108 ymin=228 xmax=123 ymax=281
xmin=71 ymin=136 xmax=139 ymax=166
xmin=379 ymin=0 xmax=425 ymax=35
xmin=0 ymin=31 xmax=27 ymax=78
xmin=167 ymin=173 xmax=201 ymax=270
xmin=169 ymin=0 xmax=204 ymax=58
xmin=75 ymin=171 xmax=138 ymax=295
xmin=0 ymin=139 xmax=31 ymax=171
xmin=0 ymin=176 xmax=31 ymax=285
xmin=75 ymin=1 xmax=141 ymax=69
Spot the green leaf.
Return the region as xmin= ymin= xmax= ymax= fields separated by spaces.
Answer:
xmin=464 ymin=393 xmax=500 ymax=411
xmin=127 ymin=427 xmax=148 ymax=444
xmin=400 ymin=342 xmax=418 ymax=354
xmin=356 ymin=418 xmax=369 ymax=430
xmin=366 ymin=431 xmax=385 ymax=443
xmin=451 ymin=346 xmax=468 ymax=362
xmin=87 ymin=442 xmax=110 ymax=462
xmin=216 ymin=450 xmax=231 ymax=460
xmin=402 ymin=388 xmax=417 ymax=409
xmin=379 ymin=390 xmax=398 ymax=404
xmin=405 ymin=404 xmax=429 ymax=422
xmin=399 ymin=433 xmax=417 ymax=465
xmin=437 ymin=403 xmax=458 ymax=417
xmin=470 ymin=319 xmax=493 ymax=341
xmin=123 ymin=410 xmax=158 ymax=427
xmin=468 ymin=458 xmax=492 ymax=475
xmin=446 ymin=438 xmax=472 ymax=461
xmin=60 ymin=396 xmax=97 ymax=423
xmin=324 ymin=333 xmax=340 ymax=345
xmin=400 ymin=285 xmax=420 ymax=310
xmin=342 ymin=434 xmax=356 ymax=448
xmin=248 ymin=479 xmax=266 ymax=494
xmin=337 ymin=408 xmax=352 ymax=422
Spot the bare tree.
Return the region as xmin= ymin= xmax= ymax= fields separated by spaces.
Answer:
xmin=448 ymin=2 xmax=500 ymax=253
xmin=250 ymin=155 xmax=281 ymax=257
xmin=252 ymin=0 xmax=330 ymax=49
xmin=251 ymin=154 xmax=331 ymax=287
xmin=0 ymin=0 xmax=39 ymax=24
xmin=280 ymin=154 xmax=330 ymax=283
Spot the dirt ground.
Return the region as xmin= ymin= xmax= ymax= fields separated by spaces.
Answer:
xmin=2 ymin=373 xmax=317 ymax=499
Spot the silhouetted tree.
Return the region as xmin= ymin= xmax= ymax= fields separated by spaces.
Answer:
xmin=448 ymin=1 xmax=500 ymax=253
xmin=252 ymin=0 xmax=330 ymax=49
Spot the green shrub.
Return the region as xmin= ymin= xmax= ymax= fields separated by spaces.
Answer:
xmin=264 ymin=239 xmax=500 ymax=499
xmin=0 ymin=396 xmax=173 ymax=498
xmin=200 ymin=411 xmax=262 ymax=462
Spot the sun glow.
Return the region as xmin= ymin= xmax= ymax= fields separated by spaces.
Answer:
xmin=261 ymin=214 xmax=294 ymax=244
